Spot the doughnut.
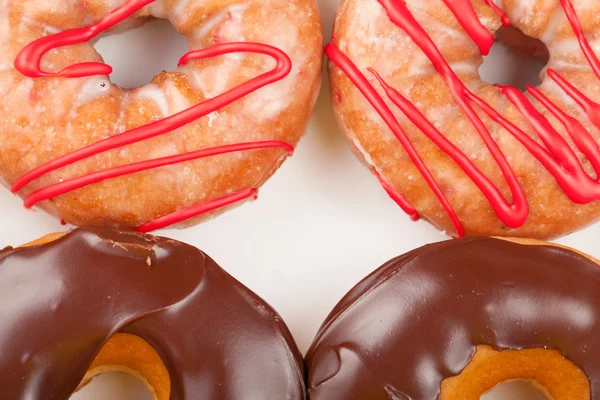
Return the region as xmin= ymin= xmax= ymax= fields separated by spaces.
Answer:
xmin=0 ymin=0 xmax=322 ymax=231
xmin=0 ymin=227 xmax=305 ymax=399
xmin=326 ymin=0 xmax=600 ymax=238
xmin=306 ymin=237 xmax=600 ymax=399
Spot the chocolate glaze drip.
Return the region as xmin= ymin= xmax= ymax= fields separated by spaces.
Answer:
xmin=306 ymin=238 xmax=600 ymax=399
xmin=0 ymin=227 xmax=304 ymax=400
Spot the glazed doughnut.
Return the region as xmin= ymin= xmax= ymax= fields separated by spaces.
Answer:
xmin=327 ymin=0 xmax=600 ymax=238
xmin=0 ymin=0 xmax=322 ymax=231
xmin=306 ymin=237 xmax=600 ymax=399
xmin=0 ymin=227 xmax=305 ymax=399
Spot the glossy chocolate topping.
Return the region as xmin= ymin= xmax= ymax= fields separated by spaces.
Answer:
xmin=0 ymin=227 xmax=304 ymax=400
xmin=306 ymin=238 xmax=600 ymax=399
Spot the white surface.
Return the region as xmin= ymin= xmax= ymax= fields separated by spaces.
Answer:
xmin=1 ymin=1 xmax=598 ymax=398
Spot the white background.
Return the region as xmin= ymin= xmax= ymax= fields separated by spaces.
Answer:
xmin=1 ymin=0 xmax=597 ymax=398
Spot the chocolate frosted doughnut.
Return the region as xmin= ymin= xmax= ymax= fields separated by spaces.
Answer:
xmin=306 ymin=238 xmax=600 ymax=399
xmin=0 ymin=227 xmax=304 ymax=399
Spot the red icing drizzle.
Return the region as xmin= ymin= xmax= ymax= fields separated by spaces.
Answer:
xmin=441 ymin=0 xmax=495 ymax=55
xmin=373 ymin=168 xmax=419 ymax=221
xmin=326 ymin=45 xmax=464 ymax=236
xmin=14 ymin=0 xmax=154 ymax=78
xmin=441 ymin=0 xmax=510 ymax=55
xmin=561 ymin=0 xmax=600 ymax=80
xmin=137 ymin=188 xmax=259 ymax=233
xmin=327 ymin=0 xmax=600 ymax=236
xmin=12 ymin=0 xmax=294 ymax=231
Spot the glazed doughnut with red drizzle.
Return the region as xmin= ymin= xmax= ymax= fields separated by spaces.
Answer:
xmin=0 ymin=0 xmax=322 ymax=230
xmin=328 ymin=0 xmax=600 ymax=238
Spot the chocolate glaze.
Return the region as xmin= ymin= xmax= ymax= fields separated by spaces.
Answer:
xmin=306 ymin=238 xmax=600 ymax=399
xmin=0 ymin=227 xmax=304 ymax=399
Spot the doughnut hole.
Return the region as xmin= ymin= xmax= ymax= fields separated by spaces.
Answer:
xmin=479 ymin=26 xmax=549 ymax=91
xmin=440 ymin=345 xmax=590 ymax=400
xmin=76 ymin=333 xmax=169 ymax=400
xmin=94 ymin=19 xmax=188 ymax=89
xmin=482 ymin=381 xmax=547 ymax=400
xmin=72 ymin=371 xmax=152 ymax=400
